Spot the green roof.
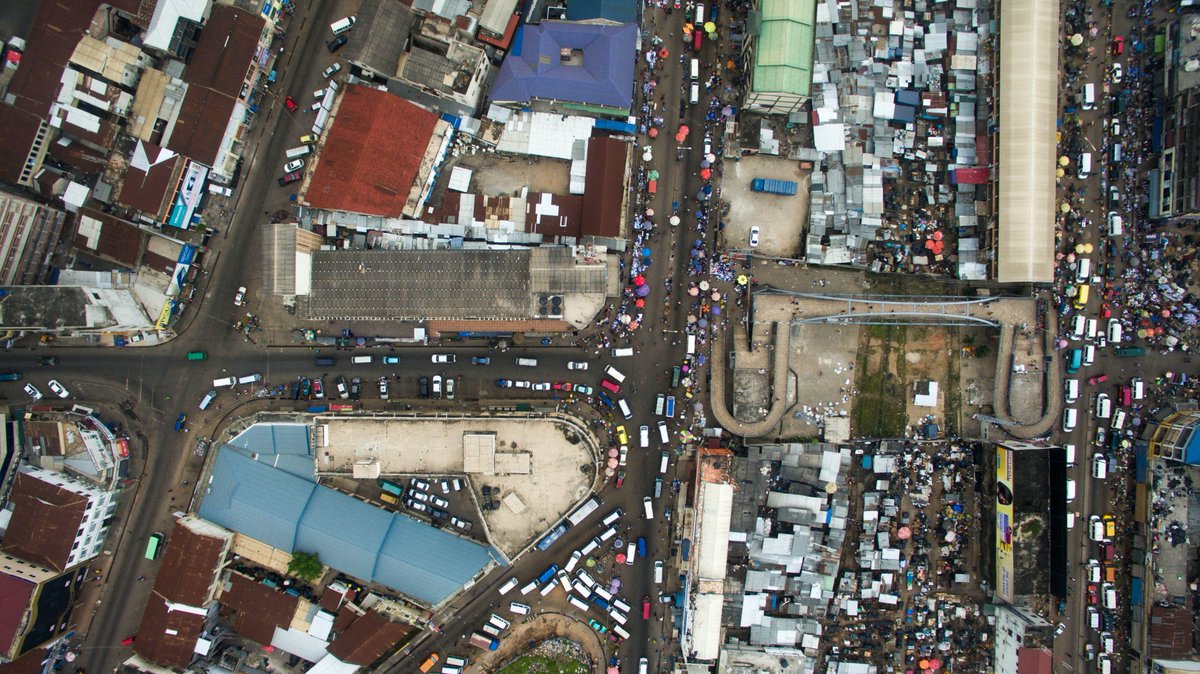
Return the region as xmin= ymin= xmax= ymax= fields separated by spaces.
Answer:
xmin=750 ymin=0 xmax=817 ymax=98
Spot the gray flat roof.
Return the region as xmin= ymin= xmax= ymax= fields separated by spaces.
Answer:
xmin=306 ymin=248 xmax=605 ymax=321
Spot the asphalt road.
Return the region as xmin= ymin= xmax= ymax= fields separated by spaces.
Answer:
xmin=1055 ymin=1 xmax=1185 ymax=671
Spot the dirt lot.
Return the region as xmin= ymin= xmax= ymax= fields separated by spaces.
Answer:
xmin=458 ymin=618 xmax=605 ymax=673
xmin=432 ymin=151 xmax=572 ymax=207
xmin=721 ymin=155 xmax=809 ymax=257
xmin=318 ymin=415 xmax=597 ymax=556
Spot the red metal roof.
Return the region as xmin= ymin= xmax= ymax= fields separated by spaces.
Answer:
xmin=304 ymin=85 xmax=440 ymax=217
xmin=0 ymin=472 xmax=88 ymax=572
xmin=133 ymin=594 xmax=206 ymax=668
xmin=581 ymin=136 xmax=627 ymax=238
xmin=0 ymin=574 xmax=35 ymax=656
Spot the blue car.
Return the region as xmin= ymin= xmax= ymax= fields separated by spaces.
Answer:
xmin=495 ymin=379 xmax=512 ymax=388
xmin=382 ymin=356 xmax=401 ymax=365
xmin=596 ymin=390 xmax=616 ymax=409
xmin=637 ymin=536 xmax=646 ymax=558
xmin=174 ymin=413 xmax=187 ymax=432
xmin=471 ymin=356 xmax=491 ymax=365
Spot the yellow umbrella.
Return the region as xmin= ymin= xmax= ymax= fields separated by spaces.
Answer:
xmin=1059 ymin=156 xmax=1070 ymax=166
xmin=1061 ymin=203 xmax=1071 ymax=213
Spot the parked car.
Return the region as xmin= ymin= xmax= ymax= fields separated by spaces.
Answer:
xmin=278 ymin=171 xmax=302 ymax=186
xmin=471 ymin=356 xmax=491 ymax=365
xmin=418 ymin=376 xmax=429 ymax=397
xmin=575 ymin=384 xmax=595 ymax=395
xmin=37 ymin=356 xmax=59 ymax=366
xmin=174 ymin=413 xmax=187 ymax=432
xmin=432 ymin=354 xmax=456 ymax=363
xmin=23 ymin=384 xmax=42 ymax=400
xmin=749 ymin=226 xmax=760 ymax=247
xmin=432 ymin=375 xmax=443 ymax=398
xmin=532 ymin=382 xmax=551 ymax=391
xmin=567 ymin=361 xmax=589 ymax=370
xmin=47 ymin=379 xmax=69 ymax=398
xmin=322 ymin=63 xmax=341 ymax=78
xmin=284 ymin=158 xmax=305 ymax=173
xmin=495 ymin=379 xmax=512 ymax=388
xmin=382 ymin=356 xmax=401 ymax=364
xmin=284 ymin=95 xmax=298 ymax=111
xmin=378 ymin=377 xmax=389 ymax=399
xmin=234 ymin=286 xmax=247 ymax=306
xmin=445 ymin=377 xmax=456 ymax=400
xmin=327 ymin=35 xmax=348 ymax=52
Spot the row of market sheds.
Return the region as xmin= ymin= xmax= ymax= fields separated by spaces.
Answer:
xmin=690 ymin=443 xmax=852 ymax=665
xmin=802 ymin=0 xmax=996 ymax=280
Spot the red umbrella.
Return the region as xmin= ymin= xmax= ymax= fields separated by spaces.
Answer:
xmin=615 ymin=553 xmax=627 ymax=564
xmin=933 ymin=230 xmax=943 ymax=241
xmin=700 ymin=168 xmax=712 ymax=179
xmin=634 ymin=274 xmax=646 ymax=285
xmin=659 ymin=47 xmax=669 ymax=59
xmin=635 ymin=298 xmax=646 ymax=307
xmin=649 ymin=127 xmax=659 ymax=138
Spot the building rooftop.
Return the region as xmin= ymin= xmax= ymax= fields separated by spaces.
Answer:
xmin=197 ymin=435 xmax=497 ymax=605
xmin=304 ymin=86 xmax=442 ymax=218
xmin=1 ymin=471 xmax=87 ymax=572
xmin=133 ymin=594 xmax=207 ymax=668
xmin=220 ymin=573 xmax=300 ymax=645
xmin=0 ymin=574 xmax=35 ymax=657
xmin=750 ymin=0 xmax=817 ymax=98
xmin=582 ymin=136 xmax=628 ymax=238
xmin=489 ymin=22 xmax=637 ymax=112
xmin=305 ymin=248 xmax=606 ymax=321
xmin=116 ymin=141 xmax=180 ymax=218
xmin=153 ymin=518 xmax=231 ymax=607
xmin=565 ymin=0 xmax=638 ymax=24
xmin=325 ymin=610 xmax=413 ymax=666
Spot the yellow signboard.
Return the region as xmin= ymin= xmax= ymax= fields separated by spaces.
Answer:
xmin=154 ymin=300 xmax=173 ymax=330
xmin=996 ymin=445 xmax=1015 ymax=603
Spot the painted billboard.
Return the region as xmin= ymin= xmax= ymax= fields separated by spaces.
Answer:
xmin=996 ymin=445 xmax=1015 ymax=603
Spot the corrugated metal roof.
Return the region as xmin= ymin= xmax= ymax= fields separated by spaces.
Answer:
xmin=564 ymin=0 xmax=638 ymax=24
xmin=750 ymin=0 xmax=817 ymax=98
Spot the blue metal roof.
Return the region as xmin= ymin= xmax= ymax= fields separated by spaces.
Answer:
xmin=565 ymin=0 xmax=637 ymax=24
xmin=488 ymin=22 xmax=637 ymax=111
xmin=197 ymin=428 xmax=496 ymax=605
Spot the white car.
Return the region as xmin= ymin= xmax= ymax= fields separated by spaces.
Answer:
xmin=445 ymin=377 xmax=456 ymax=400
xmin=283 ymin=158 xmax=304 ymax=173
xmin=322 ymin=63 xmax=341 ymax=78
xmin=409 ymin=477 xmax=430 ymax=491
xmin=1109 ymin=62 xmax=1122 ymax=84
xmin=234 ymin=286 xmax=246 ymax=306
xmin=567 ymin=361 xmax=589 ymax=370
xmin=749 ymin=226 xmax=760 ymax=247
xmin=432 ymin=374 xmax=443 ymax=397
xmin=639 ymin=425 xmax=650 ymax=448
xmin=619 ymin=446 xmax=628 ymax=466
xmin=430 ymin=494 xmax=449 ymax=509
xmin=532 ymin=382 xmax=551 ymax=391
xmin=47 ymin=379 xmax=69 ymax=398
xmin=431 ymin=354 xmax=456 ymax=363
xmin=409 ymin=491 xmax=430 ymax=503
xmin=1109 ymin=118 xmax=1121 ymax=137
xmin=24 ymin=384 xmax=43 ymax=400
xmin=379 ymin=377 xmax=390 ymax=400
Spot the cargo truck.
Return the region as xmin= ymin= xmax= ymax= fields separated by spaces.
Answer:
xmin=750 ymin=178 xmax=798 ymax=196
xmin=469 ymin=632 xmax=499 ymax=650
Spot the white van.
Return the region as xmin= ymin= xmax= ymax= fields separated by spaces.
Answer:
xmin=199 ymin=390 xmax=217 ymax=410
xmin=1082 ymin=82 xmax=1096 ymax=110
xmin=1107 ymin=212 xmax=1123 ymax=237
xmin=285 ymin=145 xmax=313 ymax=160
xmin=611 ymin=347 xmax=634 ymax=358
xmin=565 ymin=550 xmax=582 ymax=573
xmin=643 ymin=496 xmax=654 ymax=520
xmin=509 ymin=601 xmax=531 ymax=615
xmin=686 ymin=334 xmax=696 ymax=355
xmin=330 ymin=15 xmax=356 ymax=34
xmin=618 ymin=398 xmax=633 ymax=419
xmin=625 ymin=542 xmax=636 ymax=565
xmin=612 ymin=598 xmax=632 ymax=613
xmin=1065 ymin=379 xmax=1080 ymax=403
xmin=498 ymin=577 xmax=520 ymax=595
xmin=568 ymin=595 xmax=590 ymax=612
xmin=1101 ymin=631 xmax=1115 ymax=653
xmin=690 ymin=83 xmax=699 ymax=104
xmin=659 ymin=451 xmax=669 ymax=473
xmin=600 ymin=526 xmax=618 ymax=541
xmin=516 ymin=358 xmax=538 ymax=367
xmin=653 ymin=560 xmax=664 ymax=584
xmin=1098 ymin=656 xmax=1111 ymax=674
xmin=1092 ymin=453 xmax=1108 ymax=479
xmin=539 ymin=582 xmax=556 ymax=597
xmin=1088 ymin=607 xmax=1101 ymax=631
xmin=1089 ymin=516 xmax=1105 ymax=541
xmin=1112 ymin=143 xmax=1123 ymax=163
xmin=581 ymin=536 xmax=601 ymax=556
xmin=601 ymin=509 xmax=622 ymax=527
xmin=1132 ymin=378 xmax=1144 ymax=400
xmin=213 ymin=376 xmax=236 ymax=388
xmin=352 ymin=355 xmax=373 ymax=364
xmin=1078 ymin=152 xmax=1092 ymax=178
xmin=1095 ymin=393 xmax=1112 ymax=419
xmin=520 ymin=580 xmax=539 ymax=595
xmin=1102 ymin=584 xmax=1117 ymax=609
xmin=1066 ymin=512 xmax=1076 ymax=529
xmin=1086 ymin=318 xmax=1098 ymax=340
xmin=207 ymin=183 xmax=233 ymax=196
xmin=1062 ymin=407 xmax=1077 ymax=432
xmin=657 ymin=420 xmax=669 ymax=444
xmin=654 ymin=394 xmax=665 ymax=416
xmin=609 ymin=609 xmax=628 ymax=625
xmin=238 ymin=373 xmax=263 ymax=385
xmin=1066 ymin=479 xmax=1076 ymax=502
xmin=604 ymin=365 xmax=627 ymax=383
xmin=689 ymin=58 xmax=699 ymax=81
xmin=1111 ymin=409 xmax=1126 ymax=430
xmin=1071 ymin=315 xmax=1086 ymax=340
xmin=1064 ymin=443 xmax=1076 ymax=467
xmin=1106 ymin=319 xmax=1122 ymax=343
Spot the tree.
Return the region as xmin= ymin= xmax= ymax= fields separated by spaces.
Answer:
xmin=288 ymin=551 xmax=323 ymax=582
xmin=975 ymin=344 xmax=991 ymax=359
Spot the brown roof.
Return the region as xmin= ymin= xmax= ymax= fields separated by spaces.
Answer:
xmin=427 ymin=319 xmax=573 ymax=336
xmin=1149 ymin=602 xmax=1195 ymax=658
xmin=0 ymin=574 xmax=36 ymax=656
xmin=73 ymin=207 xmax=144 ymax=267
xmin=219 ymin=573 xmax=299 ymax=645
xmin=320 ymin=584 xmax=352 ymax=612
xmin=153 ymin=520 xmax=228 ymax=607
xmin=525 ymin=192 xmax=584 ymax=239
xmin=581 ymin=136 xmax=627 ymax=238
xmin=326 ymin=610 xmax=413 ymax=666
xmin=22 ymin=422 xmax=64 ymax=457
xmin=304 ymin=85 xmax=440 ymax=217
xmin=133 ymin=594 xmax=206 ymax=668
xmin=0 ymin=105 xmax=46 ymax=187
xmin=117 ymin=142 xmax=181 ymax=217
xmin=0 ymin=472 xmax=87 ymax=572
xmin=165 ymin=5 xmax=264 ymax=166
xmin=1016 ymin=648 xmax=1053 ymax=674
xmin=45 ymin=136 xmax=109 ymax=178
xmin=0 ymin=648 xmax=49 ymax=674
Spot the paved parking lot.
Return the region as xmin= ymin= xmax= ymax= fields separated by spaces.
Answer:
xmin=721 ymin=155 xmax=809 ymax=257
xmin=318 ymin=415 xmax=598 ymax=555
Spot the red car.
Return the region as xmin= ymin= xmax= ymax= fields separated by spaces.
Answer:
xmin=615 ymin=469 xmax=625 ymax=489
xmin=1100 ymin=304 xmax=1112 ymax=319
xmin=1086 ymin=584 xmax=1099 ymax=605
xmin=1112 ymin=36 xmax=1124 ymax=55
xmin=284 ymin=95 xmax=298 ymax=112
xmin=551 ymin=382 xmax=573 ymax=391
xmin=1088 ymin=374 xmax=1108 ymax=385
